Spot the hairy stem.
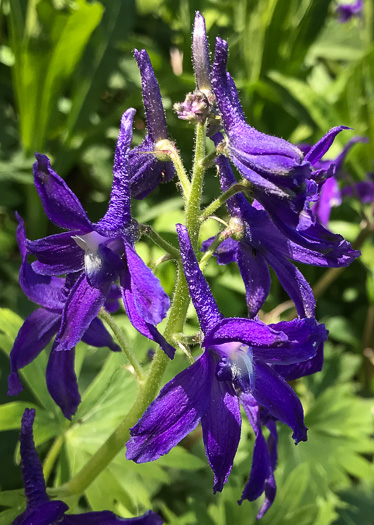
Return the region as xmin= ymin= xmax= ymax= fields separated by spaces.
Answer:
xmin=140 ymin=224 xmax=181 ymax=260
xmin=200 ymin=181 xmax=252 ymax=222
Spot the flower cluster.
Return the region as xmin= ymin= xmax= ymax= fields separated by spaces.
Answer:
xmin=8 ymin=10 xmax=363 ymax=522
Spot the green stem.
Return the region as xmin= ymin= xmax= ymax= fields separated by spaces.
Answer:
xmin=200 ymin=149 xmax=217 ymax=169
xmin=98 ymin=309 xmax=145 ymax=383
xmin=169 ymin=147 xmax=191 ymax=197
xmin=200 ymin=181 xmax=252 ymax=223
xmin=43 ymin=434 xmax=64 ymax=482
xmin=186 ymin=122 xmax=206 ymax=248
xmin=140 ymin=224 xmax=181 ymax=260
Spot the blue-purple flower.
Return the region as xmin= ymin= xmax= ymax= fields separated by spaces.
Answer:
xmin=126 ymin=224 xmax=327 ymax=514
xmin=202 ymin=134 xmax=359 ymax=318
xmin=128 ymin=50 xmax=175 ymax=199
xmin=336 ymin=0 xmax=363 ymax=22
xmin=13 ymin=409 xmax=163 ymax=525
xmin=8 ymin=214 xmax=121 ymax=419
xmin=26 ymin=109 xmax=174 ymax=359
xmin=210 ymin=36 xmax=356 ymax=242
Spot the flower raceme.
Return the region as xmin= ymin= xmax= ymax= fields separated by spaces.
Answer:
xmin=126 ymin=225 xmax=328 ymax=516
xmin=13 ymin=409 xmax=163 ymax=525
xmin=26 ymin=108 xmax=174 ymax=359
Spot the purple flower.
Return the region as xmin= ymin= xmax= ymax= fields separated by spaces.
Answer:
xmin=13 ymin=409 xmax=163 ymax=525
xmin=300 ymin=137 xmax=372 ymax=226
xmin=26 ymin=109 xmax=174 ymax=359
xmin=211 ymin=37 xmax=354 ymax=238
xmin=336 ymin=0 xmax=363 ymax=22
xmin=126 ymin=225 xmax=327 ymax=513
xmin=202 ymin=136 xmax=359 ymax=318
xmin=8 ymin=214 xmax=120 ymax=419
xmin=129 ymin=50 xmax=175 ymax=199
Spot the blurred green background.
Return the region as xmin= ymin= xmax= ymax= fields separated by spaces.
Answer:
xmin=0 ymin=0 xmax=374 ymax=523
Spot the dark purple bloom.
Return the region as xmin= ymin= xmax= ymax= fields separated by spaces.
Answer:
xmin=14 ymin=409 xmax=163 ymax=525
xmin=211 ymin=37 xmax=356 ymax=242
xmin=8 ymin=215 xmax=121 ymax=419
xmin=202 ymin=136 xmax=359 ymax=318
xmin=336 ymin=0 xmax=363 ymax=22
xmin=126 ymin=225 xmax=327 ymax=512
xmin=27 ymin=109 xmax=174 ymax=359
xmin=129 ymin=50 xmax=175 ymax=199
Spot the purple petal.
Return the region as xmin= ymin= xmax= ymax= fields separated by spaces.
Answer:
xmin=121 ymin=270 xmax=175 ymax=358
xmin=129 ymin=137 xmax=175 ymax=200
xmin=125 ymin=244 xmax=170 ymax=325
xmin=204 ymin=318 xmax=288 ymax=349
xmin=134 ymin=49 xmax=168 ymax=143
xmin=304 ymin=126 xmax=351 ymax=166
xmin=201 ymin=236 xmax=238 ymax=265
xmin=239 ymin=395 xmax=273 ymax=503
xmin=252 ymin=362 xmax=308 ymax=443
xmin=16 ymin=213 xmax=64 ymax=310
xmin=85 ymin=244 xmax=123 ymax=292
xmin=126 ymin=353 xmax=214 ymax=462
xmin=27 ymin=233 xmax=85 ymax=276
xmin=236 ymin=244 xmax=271 ymax=318
xmin=14 ymin=501 xmax=68 ymax=525
xmin=341 ymin=180 xmax=374 ymax=203
xmin=201 ymin=378 xmax=241 ymax=492
xmin=193 ymin=12 xmax=211 ymax=90
xmin=82 ymin=317 xmax=120 ymax=352
xmin=104 ymin=285 xmax=121 ymax=313
xmin=46 ymin=345 xmax=81 ymax=419
xmin=54 ymin=273 xmax=107 ymax=351
xmin=8 ymin=309 xmax=60 ymax=396
xmin=265 ymin=251 xmax=316 ymax=318
xmin=274 ymin=342 xmax=324 ymax=381
xmin=33 ymin=154 xmax=92 ymax=231
xmin=177 ymin=224 xmax=223 ymax=334
xmin=19 ymin=409 xmax=48 ymax=508
xmin=95 ymin=109 xmax=135 ymax=235
xmin=62 ymin=510 xmax=163 ymax=524
xmin=313 ymin=177 xmax=341 ymax=226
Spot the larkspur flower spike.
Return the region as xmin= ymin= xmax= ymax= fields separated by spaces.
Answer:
xmin=13 ymin=409 xmax=163 ymax=524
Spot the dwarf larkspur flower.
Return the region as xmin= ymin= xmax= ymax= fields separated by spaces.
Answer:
xmin=126 ymin=225 xmax=327 ymax=514
xmin=8 ymin=214 xmax=120 ymax=419
xmin=13 ymin=409 xmax=163 ymax=525
xmin=26 ymin=109 xmax=174 ymax=358
xmin=128 ymin=50 xmax=175 ymax=199
xmin=336 ymin=0 xmax=363 ymax=22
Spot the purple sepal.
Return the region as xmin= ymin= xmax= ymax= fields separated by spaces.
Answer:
xmin=82 ymin=318 xmax=121 ymax=352
xmin=124 ymin=244 xmax=170 ymax=325
xmin=201 ymin=379 xmax=241 ymax=492
xmin=304 ymin=126 xmax=351 ymax=166
xmin=16 ymin=213 xmax=64 ymax=310
xmin=85 ymin=244 xmax=123 ymax=292
xmin=274 ymin=342 xmax=324 ymax=381
xmin=121 ymin=271 xmax=175 ymax=358
xmin=55 ymin=273 xmax=107 ymax=351
xmin=126 ymin=353 xmax=214 ymax=462
xmin=33 ymin=154 xmax=92 ymax=232
xmin=251 ymin=363 xmax=307 ymax=444
xmin=177 ymin=224 xmax=223 ymax=334
xmin=8 ymin=309 xmax=60 ymax=395
xmin=27 ymin=232 xmax=85 ymax=276
xmin=134 ymin=50 xmax=168 ymax=143
xmin=239 ymin=395 xmax=277 ymax=519
xmin=95 ymin=109 xmax=135 ymax=235
xmin=104 ymin=285 xmax=122 ymax=313
xmin=201 ymin=236 xmax=238 ymax=265
xmin=14 ymin=501 xmax=69 ymax=525
xmin=129 ymin=138 xmax=175 ymax=200
xmin=62 ymin=510 xmax=163 ymax=524
xmin=46 ymin=345 xmax=81 ymax=420
xmin=313 ymin=177 xmax=341 ymax=226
